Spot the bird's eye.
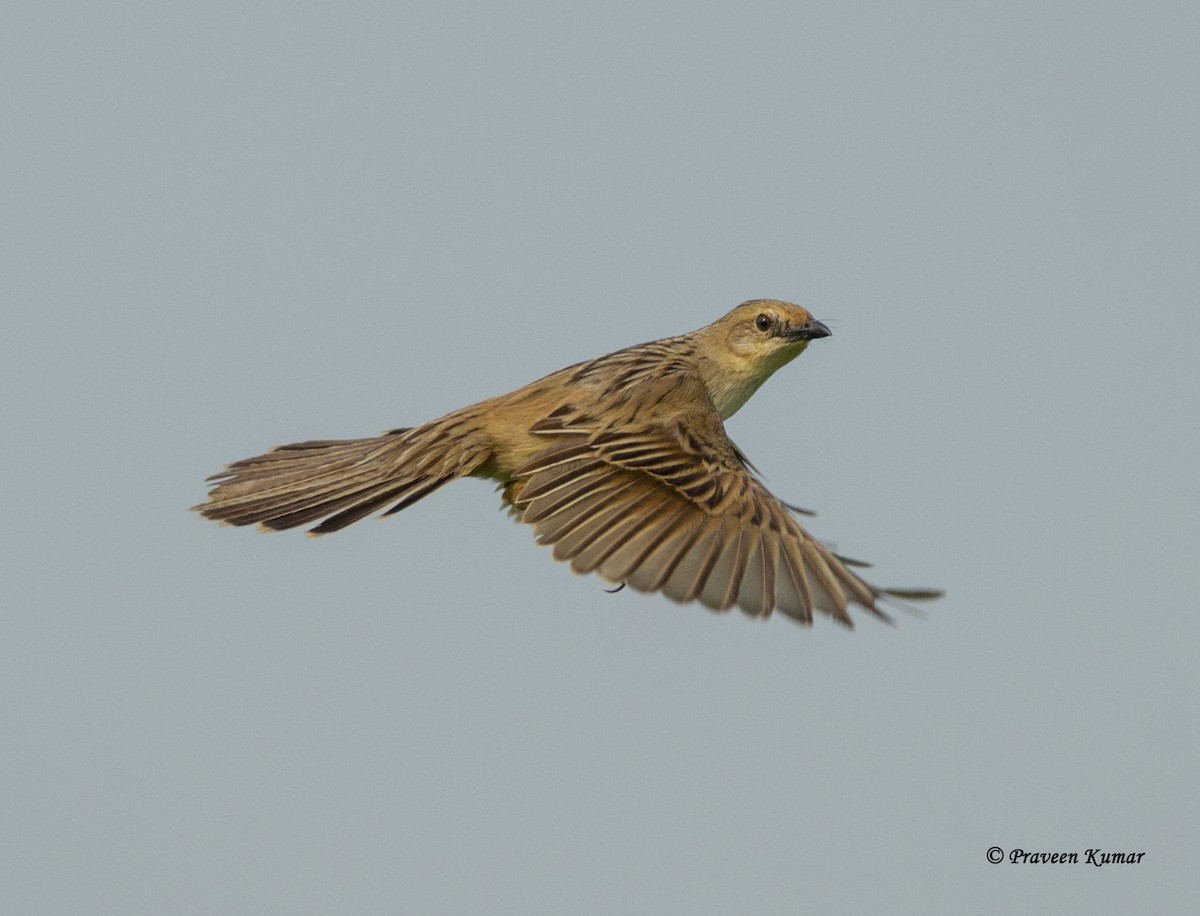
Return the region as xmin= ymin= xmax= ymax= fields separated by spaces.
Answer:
xmin=755 ymin=313 xmax=772 ymax=332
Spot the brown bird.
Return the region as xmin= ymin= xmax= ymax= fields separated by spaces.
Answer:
xmin=195 ymin=299 xmax=940 ymax=627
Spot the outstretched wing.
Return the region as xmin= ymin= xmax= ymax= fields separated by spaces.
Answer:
xmin=510 ymin=397 xmax=914 ymax=627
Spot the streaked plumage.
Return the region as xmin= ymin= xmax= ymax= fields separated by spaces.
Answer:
xmin=196 ymin=299 xmax=940 ymax=627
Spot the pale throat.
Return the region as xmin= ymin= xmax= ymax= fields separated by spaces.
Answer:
xmin=706 ymin=344 xmax=806 ymax=420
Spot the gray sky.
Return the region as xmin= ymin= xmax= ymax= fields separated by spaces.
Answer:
xmin=4 ymin=2 xmax=1198 ymax=914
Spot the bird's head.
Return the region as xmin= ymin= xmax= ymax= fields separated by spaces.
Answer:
xmin=695 ymin=299 xmax=831 ymax=418
xmin=719 ymin=299 xmax=831 ymax=359
xmin=691 ymin=301 xmax=830 ymax=420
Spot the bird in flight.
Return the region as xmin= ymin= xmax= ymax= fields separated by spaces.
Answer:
xmin=195 ymin=299 xmax=940 ymax=627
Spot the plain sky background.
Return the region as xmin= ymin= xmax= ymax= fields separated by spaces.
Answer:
xmin=4 ymin=2 xmax=1198 ymax=914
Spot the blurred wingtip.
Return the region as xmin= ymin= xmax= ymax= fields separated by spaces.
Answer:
xmin=832 ymin=553 xmax=872 ymax=569
xmin=782 ymin=500 xmax=817 ymax=517
xmin=883 ymin=587 xmax=944 ymax=601
xmin=877 ymin=587 xmax=942 ymax=622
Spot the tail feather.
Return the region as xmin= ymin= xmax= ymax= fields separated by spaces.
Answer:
xmin=256 ymin=476 xmax=412 ymax=531
xmin=194 ymin=421 xmax=489 ymax=534
xmin=211 ymin=466 xmax=379 ymax=520
xmin=309 ymin=475 xmax=451 ymax=534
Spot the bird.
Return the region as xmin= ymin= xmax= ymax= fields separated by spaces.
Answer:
xmin=194 ymin=299 xmax=940 ymax=627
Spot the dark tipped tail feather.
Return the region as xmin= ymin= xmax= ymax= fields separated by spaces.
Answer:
xmin=194 ymin=421 xmax=491 ymax=535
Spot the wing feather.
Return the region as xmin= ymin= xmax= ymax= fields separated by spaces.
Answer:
xmin=549 ymin=480 xmax=662 ymax=566
xmin=534 ymin=485 xmax=628 ymax=547
xmin=699 ymin=526 xmax=746 ymax=612
xmin=675 ymin=519 xmax=729 ymax=604
xmin=624 ymin=513 xmax=708 ymax=594
xmin=509 ymin=386 xmax=925 ymax=626
xmin=778 ymin=534 xmax=815 ymax=625
xmin=592 ymin=502 xmax=687 ymax=582
xmin=522 ymin=465 xmax=632 ymax=525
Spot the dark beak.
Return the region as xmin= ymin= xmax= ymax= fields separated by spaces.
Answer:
xmin=788 ymin=318 xmax=831 ymax=341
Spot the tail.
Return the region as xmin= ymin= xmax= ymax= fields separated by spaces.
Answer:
xmin=194 ymin=418 xmax=492 ymax=535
